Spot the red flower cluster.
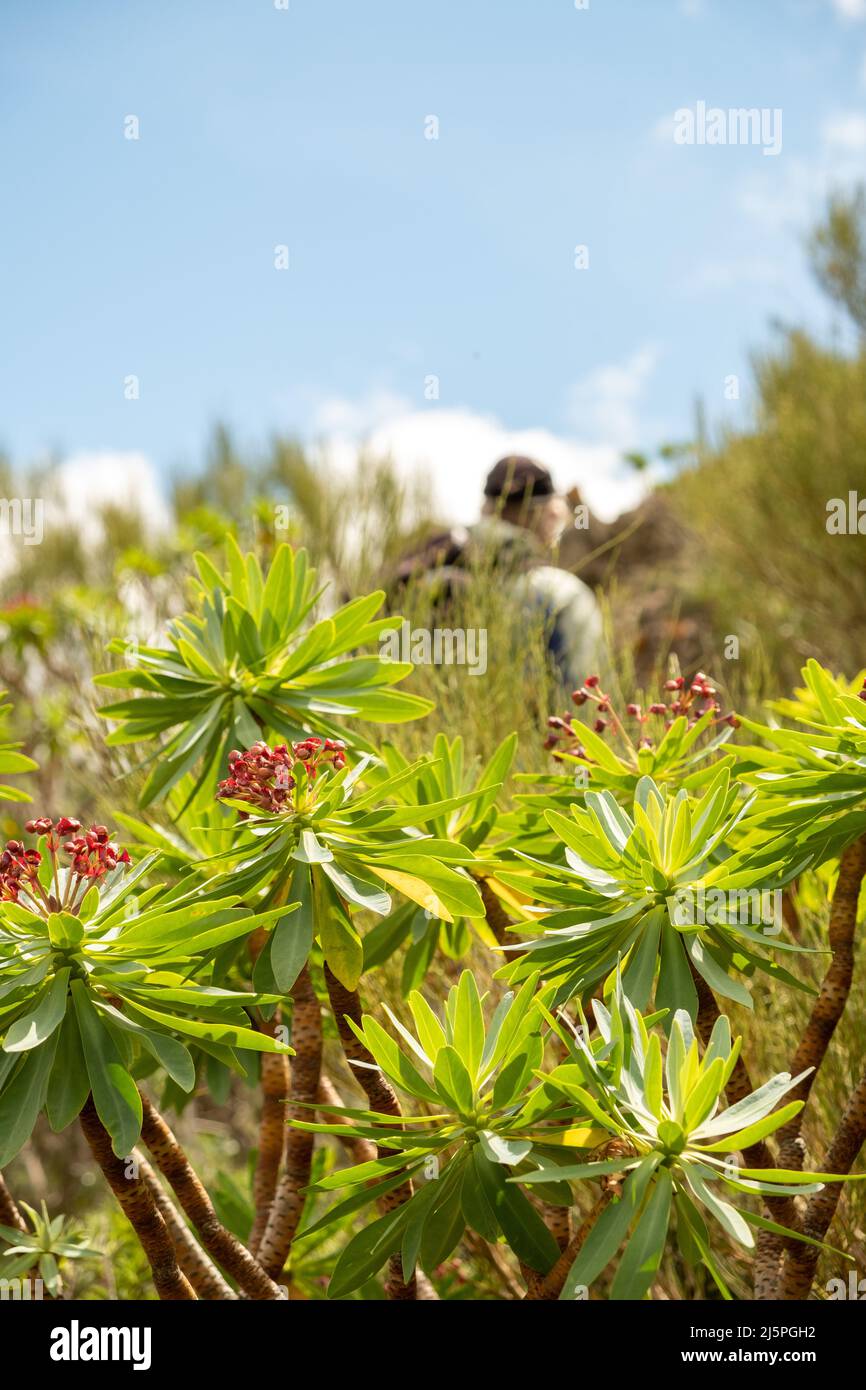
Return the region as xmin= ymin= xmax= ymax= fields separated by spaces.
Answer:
xmin=218 ymin=738 xmax=347 ymax=813
xmin=545 ymin=671 xmax=739 ymax=763
xmin=61 ymin=824 xmax=130 ymax=879
xmin=0 ymin=818 xmax=129 ymax=912
xmin=0 ymin=839 xmax=43 ymax=904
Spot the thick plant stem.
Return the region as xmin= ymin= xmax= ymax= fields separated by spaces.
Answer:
xmin=137 ymin=1154 xmax=236 ymax=1300
xmin=247 ymin=926 xmax=291 ymax=1257
xmin=138 ymin=1091 xmax=283 ymax=1300
xmin=0 ymin=1171 xmax=27 ymax=1232
xmin=528 ymin=1139 xmax=635 ymax=1301
xmin=257 ymin=963 xmax=323 ymax=1282
xmin=779 ymin=1066 xmax=866 ymax=1299
xmin=477 ymin=876 xmax=512 ymax=947
xmin=0 ymin=1171 xmax=52 ymax=1298
xmin=317 ymin=1074 xmax=377 ymax=1165
xmin=141 ymin=1159 xmax=235 ymax=1301
xmin=248 ymin=1012 xmax=291 ymax=1256
xmin=521 ymin=1197 xmax=571 ymax=1297
xmin=760 ymin=835 xmax=866 ymax=1299
xmin=776 ymin=834 xmax=866 ymax=1169
xmin=324 ymin=962 xmax=417 ymax=1301
xmin=79 ymin=1095 xmax=195 ymax=1301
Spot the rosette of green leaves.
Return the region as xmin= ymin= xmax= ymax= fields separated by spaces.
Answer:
xmin=519 ymin=982 xmax=859 ymax=1299
xmin=0 ymin=691 xmax=37 ymax=803
xmin=513 ymin=708 xmax=736 ymax=858
xmin=95 ymin=537 xmax=433 ymax=808
xmin=735 ymin=659 xmax=866 ymax=861
xmin=497 ymin=768 xmax=811 ymax=1016
xmin=0 ymin=852 xmax=293 ymax=1163
xmin=359 ymin=733 xmax=520 ymax=991
xmin=287 ymin=970 xmax=607 ymax=1299
xmin=0 ymin=1200 xmax=101 ymax=1297
xmin=213 ymin=754 xmax=486 ymax=995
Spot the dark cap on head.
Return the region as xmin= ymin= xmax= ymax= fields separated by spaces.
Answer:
xmin=483 ymin=455 xmax=554 ymax=501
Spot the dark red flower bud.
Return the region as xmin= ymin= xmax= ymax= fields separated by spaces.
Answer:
xmin=593 ymin=718 xmax=607 ymax=734
xmin=584 ymin=674 xmax=600 ymax=688
xmin=648 ymin=703 xmax=667 ymax=716
xmin=626 ymin=703 xmax=641 ymax=716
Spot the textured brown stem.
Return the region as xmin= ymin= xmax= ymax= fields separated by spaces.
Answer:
xmin=138 ymin=1092 xmax=283 ymax=1300
xmin=79 ymin=1095 xmax=195 ymax=1301
xmin=0 ymin=1171 xmax=27 ymax=1232
xmin=324 ymin=962 xmax=417 ymax=1301
xmin=249 ymin=1014 xmax=291 ymax=1256
xmin=528 ymin=1139 xmax=635 ymax=1301
xmin=759 ymin=836 xmax=866 ymax=1299
xmin=257 ymin=963 xmax=323 ymax=1282
xmin=776 ymin=834 xmax=866 ymax=1168
xmin=477 ymin=876 xmax=513 ymax=947
xmin=521 ymin=1196 xmax=572 ymax=1296
xmin=0 ymin=1170 xmax=53 ymax=1298
xmin=246 ymin=926 xmax=291 ymax=1256
xmin=779 ymin=1065 xmax=866 ymax=1299
xmin=137 ymin=1154 xmax=236 ymax=1300
xmin=318 ymin=1074 xmax=377 ymax=1165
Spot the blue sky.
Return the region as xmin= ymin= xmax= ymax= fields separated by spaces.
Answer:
xmin=3 ymin=0 xmax=866 ymax=521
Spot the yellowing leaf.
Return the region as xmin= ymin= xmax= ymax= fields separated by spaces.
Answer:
xmin=369 ymin=867 xmax=453 ymax=923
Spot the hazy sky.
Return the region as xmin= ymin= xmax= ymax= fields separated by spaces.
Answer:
xmin=3 ymin=0 xmax=865 ymax=521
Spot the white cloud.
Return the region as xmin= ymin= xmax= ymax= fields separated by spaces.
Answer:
xmin=739 ymin=114 xmax=866 ymax=233
xmin=50 ymin=451 xmax=172 ymax=547
xmin=683 ymin=257 xmax=786 ymax=294
xmin=830 ymin=0 xmax=866 ymax=20
xmin=306 ymin=349 xmax=663 ymax=526
xmin=565 ymin=345 xmax=662 ymax=452
xmin=822 ymin=112 xmax=866 ymax=150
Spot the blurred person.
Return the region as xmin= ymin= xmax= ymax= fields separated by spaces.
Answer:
xmin=473 ymin=455 xmax=602 ymax=687
xmin=388 ymin=456 xmax=602 ymax=688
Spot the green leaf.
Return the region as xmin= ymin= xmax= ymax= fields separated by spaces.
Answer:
xmin=327 ymin=1202 xmax=412 ymax=1299
xmin=45 ymin=1011 xmax=90 ymax=1132
xmin=313 ymin=869 xmax=363 ymax=991
xmin=0 ymin=1034 xmax=60 ymax=1166
xmin=3 ymin=969 xmax=69 ymax=1053
xmin=72 ymin=983 xmax=142 ymax=1158
xmin=479 ymin=1131 xmax=532 ymax=1166
xmin=473 ymin=1151 xmax=559 ymax=1273
xmin=560 ymin=1155 xmax=662 ymax=1299
xmin=270 ymin=864 xmax=314 ymax=992
xmin=93 ymin=999 xmax=195 ymax=1092
xmin=610 ymin=1168 xmax=672 ymax=1299
xmin=451 ymin=970 xmax=485 ymax=1080
xmin=433 ymin=1045 xmax=475 ymax=1117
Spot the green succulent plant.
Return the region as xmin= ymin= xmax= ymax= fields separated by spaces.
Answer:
xmin=360 ymin=733 xmax=520 ymax=991
xmin=519 ymin=980 xmax=859 ymax=1300
xmin=0 ymin=825 xmax=292 ymax=1163
xmin=497 ymin=768 xmax=811 ymax=1015
xmin=736 ymin=658 xmax=866 ymax=860
xmin=210 ymin=740 xmax=486 ymax=995
xmin=95 ymin=538 xmax=433 ymax=808
xmin=287 ymin=970 xmax=606 ymax=1299
xmin=0 ymin=1199 xmax=101 ymax=1297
